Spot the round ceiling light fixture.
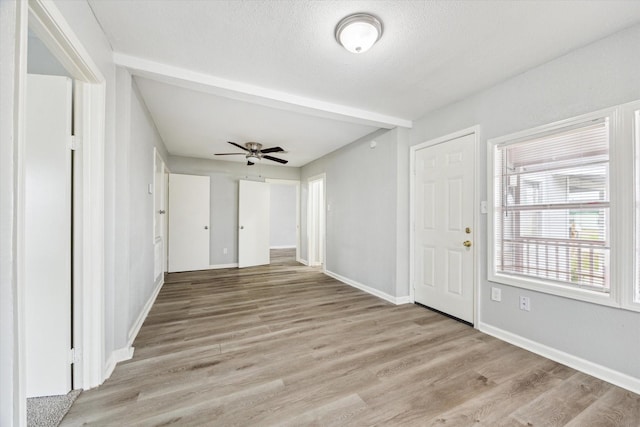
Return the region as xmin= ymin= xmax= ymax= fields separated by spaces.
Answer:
xmin=335 ymin=13 xmax=383 ymax=54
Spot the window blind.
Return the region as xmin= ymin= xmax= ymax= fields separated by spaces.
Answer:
xmin=494 ymin=119 xmax=610 ymax=292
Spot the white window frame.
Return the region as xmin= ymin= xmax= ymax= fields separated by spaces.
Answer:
xmin=625 ymin=100 xmax=640 ymax=312
xmin=488 ymin=106 xmax=638 ymax=309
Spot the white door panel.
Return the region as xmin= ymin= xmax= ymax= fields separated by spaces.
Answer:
xmin=25 ymin=74 xmax=73 ymax=397
xmin=168 ymin=174 xmax=210 ymax=272
xmin=238 ymin=180 xmax=270 ymax=268
xmin=414 ymin=133 xmax=475 ymax=323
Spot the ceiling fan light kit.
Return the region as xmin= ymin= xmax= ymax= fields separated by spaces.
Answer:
xmin=215 ymin=141 xmax=288 ymax=166
xmin=335 ymin=13 xmax=383 ymax=53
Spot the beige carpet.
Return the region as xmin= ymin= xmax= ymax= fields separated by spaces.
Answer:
xmin=27 ymin=390 xmax=81 ymax=427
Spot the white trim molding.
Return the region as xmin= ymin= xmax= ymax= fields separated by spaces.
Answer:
xmin=127 ymin=277 xmax=164 ymax=348
xmin=325 ymin=270 xmax=411 ymax=306
xmin=478 ymin=322 xmax=640 ymax=395
xmin=103 ymin=346 xmax=134 ymax=380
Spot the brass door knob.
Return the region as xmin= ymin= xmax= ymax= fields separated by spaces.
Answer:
xmin=463 ymin=240 xmax=472 ymax=247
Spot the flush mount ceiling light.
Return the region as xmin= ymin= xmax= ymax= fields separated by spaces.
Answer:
xmin=335 ymin=13 xmax=383 ymax=54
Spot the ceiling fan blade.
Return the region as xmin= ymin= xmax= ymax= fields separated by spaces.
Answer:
xmin=263 ymin=155 xmax=288 ymax=164
xmin=215 ymin=153 xmax=246 ymax=156
xmin=227 ymin=141 xmax=248 ymax=151
xmin=260 ymin=146 xmax=284 ymax=154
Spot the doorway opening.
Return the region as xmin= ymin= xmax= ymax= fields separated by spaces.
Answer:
xmin=17 ymin=2 xmax=107 ymax=421
xmin=266 ymin=179 xmax=300 ymax=265
xmin=307 ymin=175 xmax=326 ymax=268
xmin=24 ymin=25 xmax=78 ymax=400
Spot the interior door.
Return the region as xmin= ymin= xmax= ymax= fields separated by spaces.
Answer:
xmin=168 ymin=173 xmax=210 ymax=272
xmin=414 ymin=133 xmax=475 ymax=323
xmin=238 ymin=180 xmax=270 ymax=268
xmin=25 ymin=74 xmax=73 ymax=397
xmin=153 ymin=150 xmax=166 ymax=281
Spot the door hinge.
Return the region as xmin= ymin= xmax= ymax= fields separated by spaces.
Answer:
xmin=69 ymin=348 xmax=82 ymax=364
xmin=70 ymin=135 xmax=82 ymax=151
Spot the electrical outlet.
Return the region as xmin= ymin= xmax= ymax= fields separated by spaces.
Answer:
xmin=223 ymin=248 xmax=228 ymax=254
xmin=491 ymin=287 xmax=501 ymax=302
xmin=519 ymin=296 xmax=531 ymax=311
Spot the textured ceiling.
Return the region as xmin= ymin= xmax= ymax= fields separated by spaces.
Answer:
xmin=88 ymin=0 xmax=640 ymax=166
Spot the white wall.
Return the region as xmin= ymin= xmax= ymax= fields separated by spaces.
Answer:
xmin=127 ymin=83 xmax=169 ymax=335
xmin=168 ymin=156 xmax=300 ymax=266
xmin=408 ymin=25 xmax=640 ymax=380
xmin=301 ymin=128 xmax=404 ymax=298
xmin=270 ymin=183 xmax=297 ymax=248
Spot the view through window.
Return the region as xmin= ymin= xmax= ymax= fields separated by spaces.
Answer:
xmin=494 ymin=120 xmax=610 ymax=292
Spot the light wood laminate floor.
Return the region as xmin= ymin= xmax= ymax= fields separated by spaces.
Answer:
xmin=62 ymin=249 xmax=640 ymax=426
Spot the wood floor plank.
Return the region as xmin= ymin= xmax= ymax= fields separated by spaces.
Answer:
xmin=60 ymin=249 xmax=640 ymax=426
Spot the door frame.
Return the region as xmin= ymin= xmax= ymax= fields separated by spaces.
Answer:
xmin=409 ymin=126 xmax=481 ymax=327
xmin=16 ymin=0 xmax=106 ymax=417
xmin=153 ymin=148 xmax=167 ymax=280
xmin=265 ymin=178 xmax=301 ymax=263
xmin=307 ymin=173 xmax=326 ymax=270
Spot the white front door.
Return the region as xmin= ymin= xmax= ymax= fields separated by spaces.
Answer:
xmin=25 ymin=74 xmax=73 ymax=397
xmin=414 ymin=133 xmax=476 ymax=323
xmin=168 ymin=174 xmax=210 ymax=272
xmin=238 ymin=180 xmax=270 ymax=268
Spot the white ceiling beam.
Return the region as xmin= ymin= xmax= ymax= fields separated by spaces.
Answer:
xmin=113 ymin=52 xmax=412 ymax=129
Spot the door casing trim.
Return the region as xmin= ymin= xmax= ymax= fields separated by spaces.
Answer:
xmin=16 ymin=2 xmax=107 ymax=423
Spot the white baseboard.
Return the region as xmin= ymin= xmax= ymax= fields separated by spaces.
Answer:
xmin=324 ymin=270 xmax=409 ymax=305
xmin=298 ymin=258 xmax=308 ymax=266
xmin=103 ymin=346 xmax=134 ymax=379
xmin=127 ymin=277 xmax=164 ymax=347
xmin=270 ymin=245 xmax=296 ymax=249
xmin=104 ymin=277 xmax=165 ymax=381
xmin=209 ymin=263 xmax=238 ymax=269
xmin=395 ymin=296 xmax=412 ymax=304
xmin=478 ymin=322 xmax=640 ymax=395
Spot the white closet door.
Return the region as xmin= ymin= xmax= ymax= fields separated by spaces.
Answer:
xmin=25 ymin=74 xmax=73 ymax=397
xmin=168 ymin=174 xmax=211 ymax=272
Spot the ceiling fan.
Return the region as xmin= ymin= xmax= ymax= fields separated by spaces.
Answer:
xmin=215 ymin=141 xmax=288 ymax=165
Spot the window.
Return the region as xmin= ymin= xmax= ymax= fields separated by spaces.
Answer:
xmin=493 ymin=118 xmax=610 ymax=294
xmin=490 ymin=102 xmax=640 ymax=310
